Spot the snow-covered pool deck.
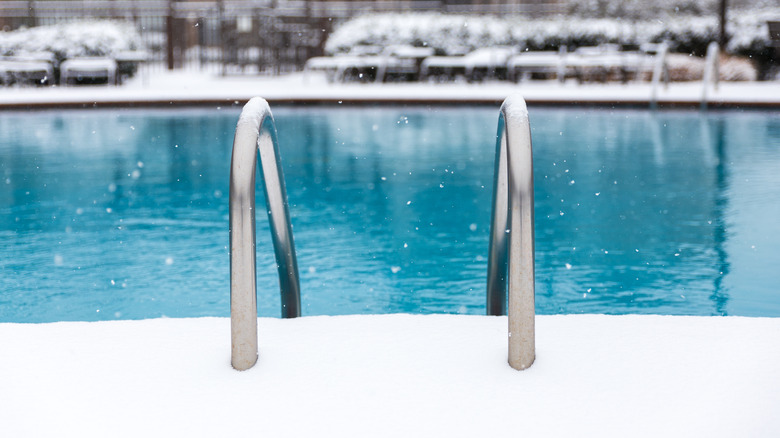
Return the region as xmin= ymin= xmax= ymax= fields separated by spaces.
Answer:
xmin=1 ymin=70 xmax=779 ymax=108
xmin=2 ymin=315 xmax=779 ymax=436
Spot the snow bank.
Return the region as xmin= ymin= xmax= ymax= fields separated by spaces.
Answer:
xmin=3 ymin=69 xmax=779 ymax=108
xmin=1 ymin=314 xmax=778 ymax=437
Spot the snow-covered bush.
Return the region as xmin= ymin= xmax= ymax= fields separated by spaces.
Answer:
xmin=566 ymin=0 xmax=715 ymax=19
xmin=663 ymin=53 xmax=758 ymax=81
xmin=650 ymin=16 xmax=719 ymax=56
xmin=325 ymin=13 xmax=640 ymax=55
xmin=518 ymin=18 xmax=652 ymax=51
xmin=327 ymin=12 xmax=779 ymax=56
xmin=0 ymin=20 xmax=145 ymax=65
xmin=325 ymin=14 xmax=516 ymax=55
xmin=720 ymin=55 xmax=759 ymax=81
xmin=725 ymin=8 xmax=778 ymax=78
xmin=564 ymin=0 xmax=774 ymax=19
xmin=325 ymin=9 xmax=779 ymax=78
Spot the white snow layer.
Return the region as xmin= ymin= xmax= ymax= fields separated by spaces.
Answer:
xmin=2 ymin=70 xmax=779 ymax=107
xmin=1 ymin=314 xmax=779 ymax=437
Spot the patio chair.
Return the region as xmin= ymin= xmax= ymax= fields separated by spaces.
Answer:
xmin=0 ymin=55 xmax=55 ymax=86
xmin=508 ymin=49 xmax=567 ymax=82
xmin=60 ymin=57 xmax=117 ymax=86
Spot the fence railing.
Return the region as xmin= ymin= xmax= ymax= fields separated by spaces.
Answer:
xmin=1 ymin=1 xmax=564 ymax=20
xmin=1 ymin=1 xmax=565 ymax=73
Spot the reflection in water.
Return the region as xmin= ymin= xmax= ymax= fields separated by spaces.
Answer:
xmin=1 ymin=107 xmax=779 ymax=322
xmin=709 ymin=118 xmax=730 ymax=315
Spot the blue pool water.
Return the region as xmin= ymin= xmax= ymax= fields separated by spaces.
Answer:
xmin=1 ymin=106 xmax=779 ymax=322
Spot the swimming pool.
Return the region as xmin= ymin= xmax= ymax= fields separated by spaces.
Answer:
xmin=1 ymin=106 xmax=779 ymax=322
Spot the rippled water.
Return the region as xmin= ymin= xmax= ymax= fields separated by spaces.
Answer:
xmin=1 ymin=106 xmax=779 ymax=322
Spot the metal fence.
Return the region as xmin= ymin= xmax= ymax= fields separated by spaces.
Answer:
xmin=1 ymin=1 xmax=565 ymax=74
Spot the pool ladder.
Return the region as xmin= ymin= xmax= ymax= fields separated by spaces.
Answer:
xmin=229 ymin=96 xmax=535 ymax=371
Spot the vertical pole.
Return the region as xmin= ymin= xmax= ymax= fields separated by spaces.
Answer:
xmin=719 ymin=0 xmax=728 ymax=49
xmin=230 ymin=98 xmax=301 ymax=371
xmin=27 ymin=0 xmax=37 ymax=27
xmin=218 ymin=0 xmax=226 ymax=76
xmin=504 ymin=95 xmax=535 ymax=371
xmin=166 ymin=0 xmax=175 ymax=70
xmin=487 ymin=95 xmax=535 ymax=370
xmin=650 ymin=42 xmax=668 ymax=108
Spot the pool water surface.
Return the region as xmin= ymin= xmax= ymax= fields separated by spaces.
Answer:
xmin=1 ymin=106 xmax=779 ymax=322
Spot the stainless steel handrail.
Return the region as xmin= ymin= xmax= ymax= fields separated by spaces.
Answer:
xmin=650 ymin=42 xmax=669 ymax=108
xmin=230 ymin=97 xmax=301 ymax=371
xmin=486 ymin=94 xmax=536 ymax=370
xmin=701 ymin=41 xmax=720 ymax=110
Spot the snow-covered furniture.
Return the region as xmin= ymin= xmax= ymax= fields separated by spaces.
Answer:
xmin=0 ymin=56 xmax=54 ymax=86
xmin=421 ymin=47 xmax=517 ymax=82
xmin=114 ymin=50 xmax=148 ymax=84
xmin=306 ymin=45 xmax=434 ymax=83
xmin=304 ymin=55 xmax=387 ymax=82
xmin=565 ymin=45 xmax=657 ymax=83
xmin=339 ymin=55 xmax=398 ymax=82
xmin=420 ymin=56 xmax=469 ymax=82
xmin=59 ymin=57 xmax=117 ymax=86
xmin=508 ymin=50 xmax=567 ymax=82
xmin=381 ymin=46 xmax=434 ymax=81
xmin=304 ymin=56 xmax=345 ymax=81
xmin=463 ymin=47 xmax=518 ymax=81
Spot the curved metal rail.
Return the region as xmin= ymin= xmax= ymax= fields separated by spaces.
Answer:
xmin=701 ymin=42 xmax=720 ymax=110
xmin=650 ymin=42 xmax=669 ymax=108
xmin=486 ymin=94 xmax=536 ymax=370
xmin=230 ymin=97 xmax=301 ymax=371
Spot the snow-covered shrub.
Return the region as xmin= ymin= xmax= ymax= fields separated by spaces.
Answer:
xmin=519 ymin=18 xmax=649 ymax=51
xmin=725 ymin=9 xmax=778 ymax=79
xmin=0 ymin=20 xmax=145 ymax=65
xmin=664 ymin=53 xmax=758 ymax=81
xmin=651 ymin=16 xmax=719 ymax=56
xmin=325 ymin=9 xmax=779 ymax=78
xmin=664 ymin=53 xmax=706 ymax=81
xmin=325 ymin=13 xmax=518 ymax=55
xmin=325 ymin=13 xmax=642 ymax=55
xmin=719 ymin=55 xmax=758 ymax=81
xmin=564 ymin=0 xmax=773 ymax=19
xmin=566 ymin=0 xmax=717 ymax=19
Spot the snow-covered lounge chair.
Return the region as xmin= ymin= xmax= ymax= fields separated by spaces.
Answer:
xmin=508 ymin=49 xmax=567 ymax=82
xmin=304 ymin=55 xmax=387 ymax=83
xmin=305 ymin=45 xmax=434 ymax=83
xmin=304 ymin=56 xmax=346 ymax=82
xmin=59 ymin=57 xmax=117 ymax=86
xmin=114 ymin=50 xmax=148 ymax=84
xmin=564 ymin=45 xmax=657 ymax=83
xmin=420 ymin=55 xmax=469 ymax=82
xmin=0 ymin=55 xmax=55 ymax=86
xmin=421 ymin=47 xmax=517 ymax=82
xmin=381 ymin=46 xmax=434 ymax=81
xmin=463 ymin=47 xmax=518 ymax=81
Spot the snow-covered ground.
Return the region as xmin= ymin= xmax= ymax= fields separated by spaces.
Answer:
xmin=1 ymin=69 xmax=779 ymax=107
xmin=1 ymin=314 xmax=779 ymax=436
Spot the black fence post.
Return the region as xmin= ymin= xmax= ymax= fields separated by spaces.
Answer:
xmin=218 ymin=0 xmax=226 ymax=76
xmin=27 ymin=0 xmax=37 ymax=27
xmin=166 ymin=0 xmax=176 ymax=70
xmin=718 ymin=0 xmax=728 ymax=49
